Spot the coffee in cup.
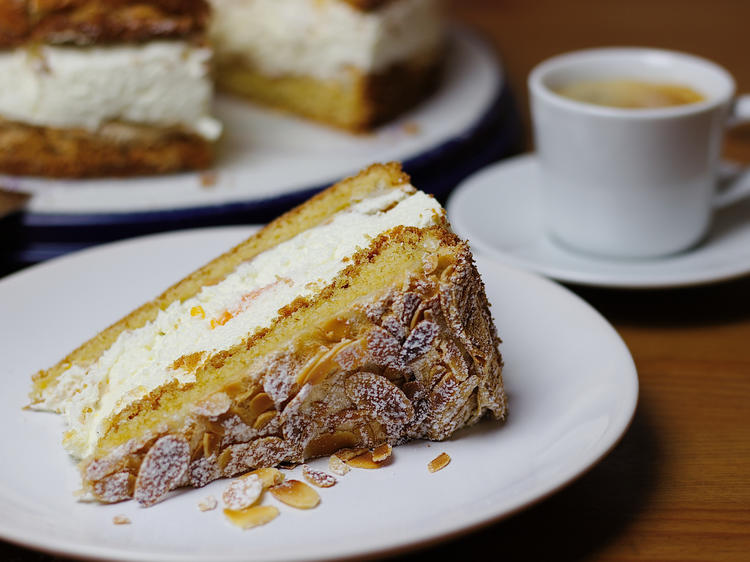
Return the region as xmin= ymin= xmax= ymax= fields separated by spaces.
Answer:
xmin=528 ymin=47 xmax=747 ymax=258
xmin=553 ymin=79 xmax=705 ymax=109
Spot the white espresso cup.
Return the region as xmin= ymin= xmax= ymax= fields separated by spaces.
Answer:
xmin=529 ymin=47 xmax=749 ymax=258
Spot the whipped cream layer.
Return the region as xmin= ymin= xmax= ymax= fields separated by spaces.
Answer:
xmin=210 ymin=0 xmax=443 ymax=80
xmin=39 ymin=187 xmax=444 ymax=458
xmin=0 ymin=41 xmax=221 ymax=140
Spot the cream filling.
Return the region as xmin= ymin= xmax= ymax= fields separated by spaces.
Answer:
xmin=38 ymin=186 xmax=444 ymax=458
xmin=209 ymin=0 xmax=443 ymax=80
xmin=0 ymin=41 xmax=222 ymax=140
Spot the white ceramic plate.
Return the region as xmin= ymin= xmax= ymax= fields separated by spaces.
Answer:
xmin=447 ymin=154 xmax=750 ymax=289
xmin=3 ymin=27 xmax=501 ymax=216
xmin=0 ymin=227 xmax=638 ymax=561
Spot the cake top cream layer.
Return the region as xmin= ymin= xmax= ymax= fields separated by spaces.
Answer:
xmin=209 ymin=0 xmax=443 ymax=80
xmin=0 ymin=41 xmax=221 ymax=140
xmin=39 ymin=186 xmax=444 ymax=458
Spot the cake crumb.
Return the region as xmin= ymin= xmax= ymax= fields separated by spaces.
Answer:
xmin=402 ymin=121 xmax=420 ymax=135
xmin=302 ymin=465 xmax=337 ymax=488
xmin=198 ymin=496 xmax=218 ymax=512
xmin=112 ymin=515 xmax=131 ymax=525
xmin=329 ymin=454 xmax=350 ymax=476
xmin=428 ymin=452 xmax=451 ymax=473
xmin=200 ymin=171 xmax=218 ymax=188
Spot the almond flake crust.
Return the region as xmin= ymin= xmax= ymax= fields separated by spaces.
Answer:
xmin=0 ymin=119 xmax=213 ymax=177
xmin=77 ymin=236 xmax=506 ymax=505
xmin=0 ymin=0 xmax=209 ymax=47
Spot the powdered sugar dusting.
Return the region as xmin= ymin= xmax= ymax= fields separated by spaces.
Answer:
xmin=223 ymin=474 xmax=263 ymax=510
xmin=366 ymin=327 xmax=405 ymax=372
xmin=133 ymin=435 xmax=190 ymax=506
xmin=222 ymin=437 xmax=289 ymax=476
xmin=92 ymin=471 xmax=133 ymax=503
xmin=401 ymin=320 xmax=439 ymax=364
xmin=189 ymin=456 xmax=221 ymax=488
xmin=192 ymin=392 xmax=232 ymax=418
xmin=344 ymin=372 xmax=414 ymax=424
xmin=302 ymin=465 xmax=337 ymax=488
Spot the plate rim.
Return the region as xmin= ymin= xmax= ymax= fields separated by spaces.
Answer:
xmin=447 ymin=153 xmax=750 ymax=289
xmin=0 ymin=227 xmax=639 ymax=561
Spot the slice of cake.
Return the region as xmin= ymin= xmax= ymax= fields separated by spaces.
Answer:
xmin=0 ymin=1 xmax=222 ymax=177
xmin=209 ymin=0 xmax=444 ymax=130
xmin=29 ymin=163 xmax=505 ymax=506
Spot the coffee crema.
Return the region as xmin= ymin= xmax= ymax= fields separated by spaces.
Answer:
xmin=553 ymin=79 xmax=705 ymax=108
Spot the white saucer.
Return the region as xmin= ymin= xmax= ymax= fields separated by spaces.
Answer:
xmin=0 ymin=227 xmax=637 ymax=561
xmin=4 ymin=27 xmax=501 ymax=216
xmin=447 ymin=154 xmax=750 ymax=289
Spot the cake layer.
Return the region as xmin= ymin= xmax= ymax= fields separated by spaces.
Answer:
xmin=30 ymin=164 xmax=414 ymax=409
xmin=209 ymin=0 xmax=443 ymax=81
xmin=42 ymin=188 xmax=444 ymax=458
xmin=0 ymin=0 xmax=209 ymax=47
xmin=216 ymin=51 xmax=441 ymax=130
xmin=0 ymin=41 xmax=220 ymax=142
xmin=0 ymin=118 xmax=213 ymax=177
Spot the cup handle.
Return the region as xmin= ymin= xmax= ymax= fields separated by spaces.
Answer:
xmin=715 ymin=95 xmax=750 ymax=208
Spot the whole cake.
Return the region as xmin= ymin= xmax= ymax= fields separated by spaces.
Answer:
xmin=209 ymin=0 xmax=444 ymax=130
xmin=0 ymin=0 xmax=222 ymax=177
xmin=29 ymin=163 xmax=506 ymax=506
xmin=0 ymin=1 xmax=444 ymax=177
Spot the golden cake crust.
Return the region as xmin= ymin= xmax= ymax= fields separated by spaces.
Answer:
xmin=0 ymin=119 xmax=213 ymax=177
xmin=0 ymin=0 xmax=209 ymax=46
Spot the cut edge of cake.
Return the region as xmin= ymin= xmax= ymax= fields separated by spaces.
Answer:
xmin=209 ymin=0 xmax=445 ymax=131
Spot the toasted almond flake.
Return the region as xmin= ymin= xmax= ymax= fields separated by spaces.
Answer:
xmin=428 ymin=452 xmax=451 ymax=473
xmin=269 ymin=480 xmax=320 ymax=509
xmin=253 ymin=410 xmax=277 ymax=430
xmin=247 ymin=392 xmax=274 ymax=417
xmin=372 ymin=443 xmax=392 ymax=463
xmin=223 ymin=474 xmax=263 ymax=510
xmin=345 ymin=451 xmax=382 ymax=470
xmin=333 ymin=447 xmax=369 ymax=461
xmin=133 ymin=434 xmax=190 ymax=507
xmin=193 ymin=392 xmax=232 ymax=418
xmin=198 ymin=496 xmax=218 ymax=512
xmin=241 ymin=467 xmax=284 ymax=489
xmin=112 ymin=515 xmax=131 ymax=525
xmin=224 ymin=505 xmax=279 ymax=529
xmin=302 ymin=465 xmax=336 ymax=488
xmin=328 ymin=454 xmax=350 ymax=476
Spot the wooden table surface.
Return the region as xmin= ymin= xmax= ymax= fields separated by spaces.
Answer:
xmin=3 ymin=1 xmax=749 ymax=561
